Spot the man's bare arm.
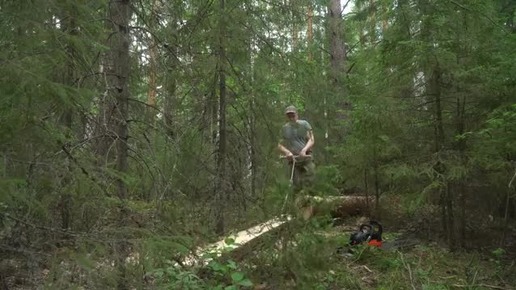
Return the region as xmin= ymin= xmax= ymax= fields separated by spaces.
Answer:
xmin=300 ymin=130 xmax=315 ymax=155
xmin=278 ymin=141 xmax=293 ymax=156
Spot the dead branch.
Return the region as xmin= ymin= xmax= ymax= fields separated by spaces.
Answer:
xmin=398 ymin=251 xmax=417 ymax=290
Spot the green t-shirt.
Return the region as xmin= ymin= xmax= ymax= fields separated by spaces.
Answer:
xmin=281 ymin=120 xmax=313 ymax=155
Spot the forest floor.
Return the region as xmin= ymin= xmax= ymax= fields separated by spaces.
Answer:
xmin=2 ymin=195 xmax=515 ymax=290
xmin=215 ymin=191 xmax=516 ymax=290
xmin=240 ymin=213 xmax=516 ymax=290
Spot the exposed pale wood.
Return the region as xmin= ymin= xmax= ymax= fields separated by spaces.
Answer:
xmin=182 ymin=195 xmax=370 ymax=266
xmin=183 ymin=215 xmax=292 ymax=266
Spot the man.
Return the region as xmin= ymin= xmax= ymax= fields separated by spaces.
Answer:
xmin=278 ymin=105 xmax=316 ymax=196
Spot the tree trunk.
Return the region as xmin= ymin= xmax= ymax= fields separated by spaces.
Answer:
xmin=215 ymin=0 xmax=228 ymax=236
xmin=429 ymin=63 xmax=456 ymax=249
xmin=239 ymin=1 xmax=255 ymax=212
xmin=290 ymin=0 xmax=298 ymax=49
xmin=455 ymin=94 xmax=467 ymax=247
xmin=307 ymin=4 xmax=313 ymax=61
xmin=364 ymin=169 xmax=370 ymax=208
xmin=58 ymin=9 xmax=77 ymax=232
xmin=247 ymin=65 xmax=256 ymax=210
xmin=431 ymin=72 xmax=449 ymax=240
xmin=104 ymin=0 xmax=132 ymax=288
xmin=147 ymin=0 xmax=159 ymax=124
xmin=432 ymin=67 xmax=445 ymax=153
xmin=369 ymin=0 xmax=376 ymax=43
xmin=419 ymin=0 xmax=455 ymax=248
xmin=163 ymin=21 xmax=178 ymax=139
xmin=446 ymin=184 xmax=456 ymax=249
xmin=328 ymin=0 xmax=345 ymax=87
xmin=328 ymin=0 xmax=348 ymax=142
xmin=163 ymin=68 xmax=177 ymax=138
xmin=373 ymin=147 xmax=380 ymax=210
xmin=147 ymin=36 xmax=157 ymax=121
xmin=248 ymin=97 xmax=256 ymax=207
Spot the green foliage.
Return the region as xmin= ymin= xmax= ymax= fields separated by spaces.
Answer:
xmin=490 ymin=247 xmax=507 ymax=275
xmin=474 ymin=104 xmax=516 ymax=166
xmin=151 ymin=260 xmax=205 ymax=290
xmin=149 ymin=257 xmax=254 ymax=290
xmin=142 ymin=235 xmax=255 ymax=289
xmin=1 ymin=0 xmax=516 ymax=288
xmin=312 ymin=165 xmax=345 ymax=195
xmin=206 ymin=258 xmax=254 ymax=289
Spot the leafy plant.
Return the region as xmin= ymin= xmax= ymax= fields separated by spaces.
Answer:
xmin=206 ymin=259 xmax=254 ymax=289
xmin=151 ymin=261 xmax=205 ymax=290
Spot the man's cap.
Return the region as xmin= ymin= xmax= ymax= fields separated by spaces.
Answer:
xmin=285 ymin=105 xmax=297 ymax=114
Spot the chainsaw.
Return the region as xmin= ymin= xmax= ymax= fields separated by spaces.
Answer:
xmin=348 ymin=220 xmax=383 ymax=248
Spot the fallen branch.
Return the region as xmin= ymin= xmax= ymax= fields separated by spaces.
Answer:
xmin=398 ymin=251 xmax=417 ymax=290
xmin=1 ymin=212 xmax=78 ymax=237
xmin=508 ymin=167 xmax=516 ymax=188
xmin=363 ymin=265 xmax=373 ymax=273
xmin=451 ymin=284 xmax=509 ymax=290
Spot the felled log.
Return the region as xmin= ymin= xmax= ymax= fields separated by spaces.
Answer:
xmin=181 ymin=215 xmax=292 ymax=267
xmin=181 ymin=195 xmax=372 ymax=266
xmin=302 ymin=195 xmax=374 ymax=220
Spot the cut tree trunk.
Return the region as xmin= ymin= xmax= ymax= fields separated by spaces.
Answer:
xmin=181 ymin=195 xmax=372 ymax=266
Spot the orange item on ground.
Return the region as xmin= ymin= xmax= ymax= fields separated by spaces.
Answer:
xmin=368 ymin=239 xmax=382 ymax=247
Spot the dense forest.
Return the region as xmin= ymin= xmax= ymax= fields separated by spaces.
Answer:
xmin=1 ymin=0 xmax=515 ymax=289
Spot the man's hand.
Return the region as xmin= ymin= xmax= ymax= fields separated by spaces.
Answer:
xmin=278 ymin=142 xmax=294 ymax=160
xmin=299 ymin=149 xmax=307 ymax=157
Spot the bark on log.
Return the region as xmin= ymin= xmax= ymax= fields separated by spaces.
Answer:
xmin=181 ymin=195 xmax=371 ymax=266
